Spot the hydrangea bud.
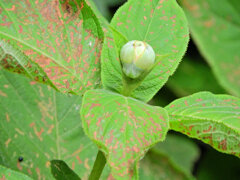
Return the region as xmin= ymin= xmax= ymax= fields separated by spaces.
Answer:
xmin=120 ymin=40 xmax=155 ymax=79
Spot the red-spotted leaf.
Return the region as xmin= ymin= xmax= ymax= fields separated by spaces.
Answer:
xmin=101 ymin=0 xmax=189 ymax=102
xmin=0 ymin=0 xmax=103 ymax=95
xmin=165 ymin=92 xmax=240 ymax=158
xmin=0 ymin=165 xmax=33 ymax=180
xmin=0 ymin=70 xmax=97 ymax=179
xmin=0 ymin=40 xmax=57 ymax=89
xmin=178 ymin=0 xmax=240 ymax=97
xmin=81 ymin=89 xmax=169 ymax=179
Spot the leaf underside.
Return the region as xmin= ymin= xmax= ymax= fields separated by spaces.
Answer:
xmin=165 ymin=92 xmax=240 ymax=158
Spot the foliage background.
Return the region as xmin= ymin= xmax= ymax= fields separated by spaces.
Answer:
xmin=92 ymin=0 xmax=240 ymax=179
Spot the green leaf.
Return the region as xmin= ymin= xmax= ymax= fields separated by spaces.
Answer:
xmin=0 ymin=164 xmax=33 ymax=180
xmin=50 ymin=160 xmax=81 ymax=180
xmin=81 ymin=89 xmax=169 ymax=179
xmin=0 ymin=70 xmax=97 ymax=179
xmin=152 ymin=134 xmax=199 ymax=176
xmin=166 ymin=57 xmax=226 ymax=97
xmin=165 ymin=92 xmax=240 ymax=158
xmin=178 ymin=0 xmax=240 ymax=97
xmin=101 ymin=0 xmax=189 ymax=102
xmin=0 ymin=0 xmax=103 ymax=95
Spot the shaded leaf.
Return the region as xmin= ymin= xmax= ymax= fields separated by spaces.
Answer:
xmin=51 ymin=160 xmax=81 ymax=180
xmin=81 ymin=89 xmax=169 ymax=179
xmin=152 ymin=134 xmax=199 ymax=176
xmin=197 ymin=148 xmax=240 ymax=180
xmin=178 ymin=0 xmax=240 ymax=97
xmin=101 ymin=0 xmax=189 ymax=102
xmin=0 ymin=70 xmax=97 ymax=179
xmin=0 ymin=164 xmax=33 ymax=180
xmin=167 ymin=57 xmax=226 ymax=97
xmin=139 ymin=150 xmax=191 ymax=180
xmin=0 ymin=0 xmax=103 ymax=95
xmin=165 ymin=92 xmax=240 ymax=158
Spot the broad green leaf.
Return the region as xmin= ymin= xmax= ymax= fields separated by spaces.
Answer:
xmin=101 ymin=0 xmax=189 ymax=102
xmin=0 ymin=165 xmax=33 ymax=180
xmin=167 ymin=57 xmax=226 ymax=97
xmin=152 ymin=134 xmax=199 ymax=176
xmin=178 ymin=0 xmax=240 ymax=97
xmin=197 ymin=148 xmax=240 ymax=180
xmin=0 ymin=40 xmax=57 ymax=89
xmin=0 ymin=70 xmax=97 ymax=179
xmin=0 ymin=0 xmax=103 ymax=95
xmin=165 ymin=92 xmax=240 ymax=158
xmin=50 ymin=160 xmax=81 ymax=180
xmin=81 ymin=89 xmax=169 ymax=179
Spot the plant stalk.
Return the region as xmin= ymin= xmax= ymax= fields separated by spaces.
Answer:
xmin=89 ymin=150 xmax=106 ymax=180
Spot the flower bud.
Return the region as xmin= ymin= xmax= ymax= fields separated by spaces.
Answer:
xmin=120 ymin=40 xmax=155 ymax=79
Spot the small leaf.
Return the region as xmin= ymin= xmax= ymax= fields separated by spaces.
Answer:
xmin=51 ymin=160 xmax=81 ymax=180
xmin=81 ymin=89 xmax=169 ymax=179
xmin=165 ymin=92 xmax=240 ymax=158
xmin=178 ymin=0 xmax=240 ymax=97
xmin=0 ymin=164 xmax=33 ymax=180
xmin=0 ymin=0 xmax=103 ymax=95
xmin=101 ymin=0 xmax=189 ymax=102
xmin=0 ymin=70 xmax=97 ymax=179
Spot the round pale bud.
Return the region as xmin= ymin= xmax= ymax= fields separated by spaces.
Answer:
xmin=120 ymin=40 xmax=155 ymax=79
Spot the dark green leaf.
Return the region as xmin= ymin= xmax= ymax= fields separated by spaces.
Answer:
xmin=51 ymin=160 xmax=81 ymax=180
xmin=167 ymin=57 xmax=226 ymax=97
xmin=165 ymin=92 xmax=240 ymax=158
xmin=153 ymin=134 xmax=199 ymax=176
xmin=178 ymin=0 xmax=240 ymax=97
xmin=139 ymin=150 xmax=191 ymax=180
xmin=197 ymin=148 xmax=240 ymax=180
xmin=81 ymin=89 xmax=169 ymax=179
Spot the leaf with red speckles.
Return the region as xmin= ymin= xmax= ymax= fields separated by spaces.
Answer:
xmin=0 ymin=0 xmax=103 ymax=95
xmin=165 ymin=92 xmax=240 ymax=158
xmin=0 ymin=164 xmax=33 ymax=180
xmin=101 ymin=0 xmax=189 ymax=102
xmin=178 ymin=0 xmax=240 ymax=97
xmin=0 ymin=69 xmax=98 ymax=179
xmin=0 ymin=40 xmax=57 ymax=90
xmin=81 ymin=89 xmax=169 ymax=179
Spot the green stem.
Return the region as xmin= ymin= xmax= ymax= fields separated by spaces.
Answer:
xmin=89 ymin=150 xmax=106 ymax=180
